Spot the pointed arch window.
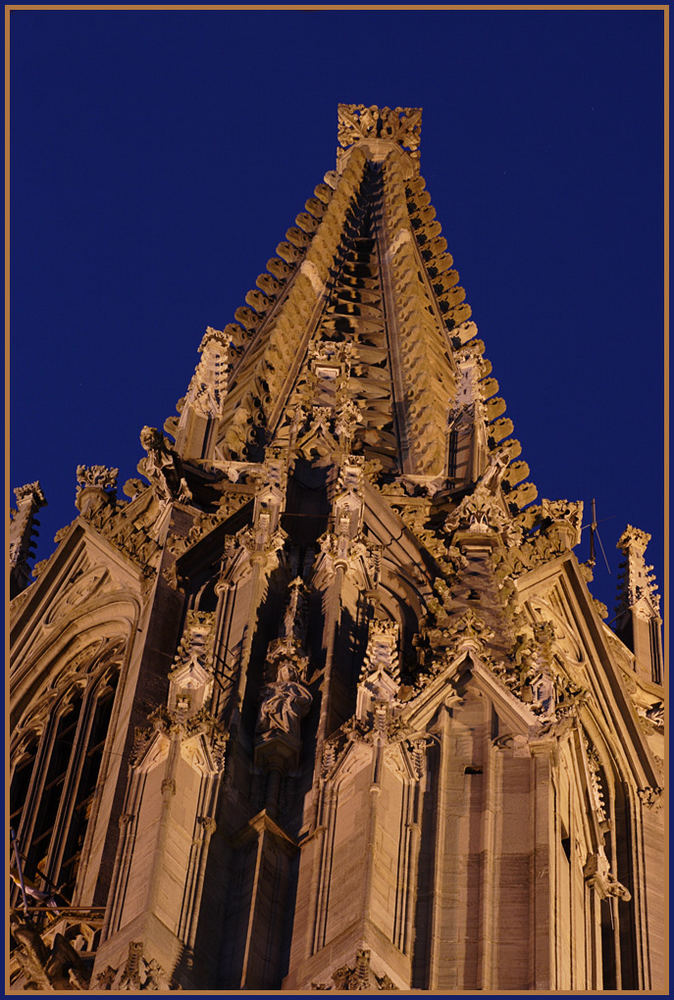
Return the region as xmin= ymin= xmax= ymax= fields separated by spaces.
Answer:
xmin=9 ymin=734 xmax=39 ymax=836
xmin=57 ymin=671 xmax=119 ymax=899
xmin=10 ymin=651 xmax=121 ymax=903
xmin=26 ymin=692 xmax=84 ymax=879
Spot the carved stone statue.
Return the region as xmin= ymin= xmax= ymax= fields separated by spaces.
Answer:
xmin=256 ymin=662 xmax=312 ymax=741
xmin=138 ymin=426 xmax=192 ymax=503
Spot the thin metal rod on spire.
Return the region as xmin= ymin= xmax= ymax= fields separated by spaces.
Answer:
xmin=10 ymin=827 xmax=29 ymax=915
xmin=584 ymin=498 xmax=611 ymax=574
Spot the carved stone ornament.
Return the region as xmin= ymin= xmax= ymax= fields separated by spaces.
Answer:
xmin=537 ymin=498 xmax=584 ymax=548
xmin=616 ymin=523 xmax=661 ymax=616
xmin=10 ymin=481 xmax=47 ymax=593
xmin=444 ymin=475 xmax=512 ymax=540
xmin=638 ymin=785 xmax=663 ymax=809
xmin=184 ymin=325 xmax=234 ymax=418
xmin=168 ymin=610 xmax=216 ymax=715
xmin=11 ymin=916 xmax=89 ymax=991
xmin=583 ymin=849 xmax=631 ymax=901
xmin=644 ymin=701 xmax=665 ymax=728
xmin=312 ymin=947 xmax=397 ymax=991
xmin=583 ymin=737 xmax=608 ymax=824
xmin=79 ymin=485 xmax=161 ymax=578
xmin=334 ymin=395 xmax=364 ymax=448
xmin=256 ymin=661 xmax=312 ymax=739
xmin=617 ymin=524 xmax=651 ymax=558
xmin=75 ymin=464 xmax=118 ymax=496
xmin=254 ymin=657 xmax=312 ymax=772
xmin=95 ymin=940 xmax=170 ymax=991
xmin=14 ymin=480 xmax=47 ymax=508
xmin=492 ymin=732 xmax=531 ymax=756
xmin=356 ymin=619 xmax=401 ymax=719
xmin=338 ymin=103 xmax=421 ymax=164
xmin=138 ymin=426 xmax=192 ymax=503
xmin=445 ymin=607 xmax=495 ymax=653
xmin=44 ymin=565 xmax=109 ymax=627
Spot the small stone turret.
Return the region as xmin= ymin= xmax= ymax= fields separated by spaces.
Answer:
xmin=9 ymin=481 xmax=46 ymax=597
xmin=615 ymin=525 xmax=663 ymax=684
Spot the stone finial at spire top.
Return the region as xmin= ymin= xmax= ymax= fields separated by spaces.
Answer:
xmin=14 ymin=481 xmax=46 ymax=509
xmin=617 ymin=524 xmax=651 ymax=559
xmin=337 ymin=104 xmax=422 ymax=173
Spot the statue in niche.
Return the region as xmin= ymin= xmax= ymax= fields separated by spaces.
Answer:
xmin=138 ymin=426 xmax=192 ymax=503
xmin=256 ymin=661 xmax=312 ymax=742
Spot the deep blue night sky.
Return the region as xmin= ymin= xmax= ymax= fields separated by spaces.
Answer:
xmin=9 ymin=8 xmax=666 ymax=615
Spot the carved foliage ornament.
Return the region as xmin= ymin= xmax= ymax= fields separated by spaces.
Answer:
xmin=14 ymin=481 xmax=47 ymax=508
xmin=312 ymin=948 xmax=397 ymax=991
xmin=424 ymin=607 xmax=495 ymax=660
xmin=168 ymin=610 xmax=216 ymax=713
xmin=95 ymin=940 xmax=170 ymax=991
xmin=76 ymin=465 xmax=118 ymax=498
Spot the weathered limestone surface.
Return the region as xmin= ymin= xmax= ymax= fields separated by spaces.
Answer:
xmin=9 ymin=105 xmax=665 ymax=993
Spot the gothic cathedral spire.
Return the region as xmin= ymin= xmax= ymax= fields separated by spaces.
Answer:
xmin=9 ymin=105 xmax=665 ymax=993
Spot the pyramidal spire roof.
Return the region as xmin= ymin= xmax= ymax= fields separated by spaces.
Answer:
xmin=167 ymin=103 xmax=536 ymax=513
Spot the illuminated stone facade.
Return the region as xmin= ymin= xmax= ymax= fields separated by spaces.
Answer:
xmin=9 ymin=105 xmax=665 ymax=991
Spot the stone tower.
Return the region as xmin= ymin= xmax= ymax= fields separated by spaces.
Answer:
xmin=9 ymin=105 xmax=665 ymax=992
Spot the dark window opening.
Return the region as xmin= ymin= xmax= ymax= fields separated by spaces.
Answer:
xmin=10 ymin=741 xmax=38 ymax=832
xmin=649 ymin=618 xmax=662 ymax=684
xmin=59 ymin=679 xmax=118 ymax=899
xmin=561 ymin=836 xmax=571 ymax=863
xmin=27 ymin=698 xmax=81 ymax=880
